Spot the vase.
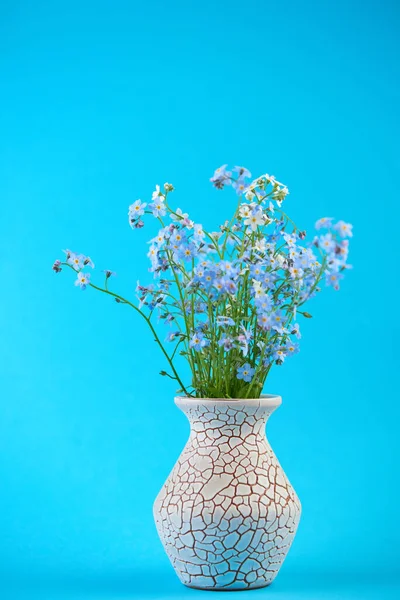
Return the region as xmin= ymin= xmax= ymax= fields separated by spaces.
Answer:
xmin=153 ymin=395 xmax=301 ymax=591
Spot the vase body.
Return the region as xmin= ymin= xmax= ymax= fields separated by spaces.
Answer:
xmin=153 ymin=395 xmax=301 ymax=591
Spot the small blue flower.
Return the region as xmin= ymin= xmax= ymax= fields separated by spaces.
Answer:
xmin=225 ymin=279 xmax=237 ymax=295
xmin=286 ymin=340 xmax=300 ymax=356
xmin=273 ymin=348 xmax=286 ymax=363
xmin=216 ymin=316 xmax=235 ymax=327
xmin=250 ymin=263 xmax=265 ymax=279
xmin=165 ymin=331 xmax=180 ymax=342
xmin=67 ymin=252 xmax=84 ymax=270
xmin=178 ymin=242 xmax=198 ymax=262
xmin=147 ymin=245 xmax=159 ymax=265
xmin=291 ymin=322 xmax=301 ymax=339
xmin=189 ymin=332 xmax=209 ymax=352
xmin=200 ymin=271 xmax=215 ymax=289
xmin=221 ymin=261 xmax=240 ymax=278
xmin=233 ymin=166 xmax=252 ymax=179
xmin=213 ymin=278 xmax=228 ymax=295
xmin=237 ymin=362 xmax=255 ymax=383
xmin=218 ymin=334 xmax=234 ymax=351
xmin=233 ymin=177 xmax=250 ymax=196
xmin=333 ymin=220 xmax=353 ymax=238
xmin=326 ymin=271 xmax=343 ymax=290
xmin=263 ymin=272 xmax=278 ymax=289
xmin=255 ymin=293 xmax=273 ymax=313
xmin=210 ymin=165 xmax=232 ymax=189
xmin=128 ymin=200 xmax=147 ymax=225
xmin=74 ymin=271 xmax=90 ymax=290
xmin=270 ymin=310 xmax=285 ymax=333
xmin=282 ymin=232 xmax=297 ymax=247
xmin=149 ymin=198 xmax=166 ymax=218
xmin=193 ymin=224 xmax=205 ymax=240
xmin=315 ymin=217 xmax=334 ymax=230
xmin=257 ymin=312 xmax=272 ymax=330
xmin=319 ymin=233 xmax=336 ymax=253
xmin=170 ymin=229 xmax=187 ymax=246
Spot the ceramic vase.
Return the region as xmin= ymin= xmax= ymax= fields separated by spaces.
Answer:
xmin=153 ymin=395 xmax=301 ymax=590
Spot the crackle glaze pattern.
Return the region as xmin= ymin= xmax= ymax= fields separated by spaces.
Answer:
xmin=153 ymin=396 xmax=301 ymax=590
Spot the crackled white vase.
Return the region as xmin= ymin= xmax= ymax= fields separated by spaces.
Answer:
xmin=153 ymin=395 xmax=301 ymax=591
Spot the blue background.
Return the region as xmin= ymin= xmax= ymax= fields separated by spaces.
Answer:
xmin=0 ymin=1 xmax=399 ymax=598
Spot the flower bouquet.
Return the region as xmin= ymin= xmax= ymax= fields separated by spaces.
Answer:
xmin=53 ymin=165 xmax=352 ymax=399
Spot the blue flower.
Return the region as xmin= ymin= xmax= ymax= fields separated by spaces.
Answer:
xmin=334 ymin=220 xmax=353 ymax=238
xmin=189 ymin=332 xmax=209 ymax=351
xmin=128 ymin=200 xmax=147 ymax=226
xmin=250 ymin=263 xmax=265 ymax=279
xmin=225 ymin=279 xmax=237 ymax=295
xmin=257 ymin=312 xmax=272 ymax=330
xmin=285 ymin=340 xmax=300 ymax=356
xmin=315 ymin=217 xmax=334 ymax=230
xmin=233 ymin=166 xmax=252 ymax=179
xmin=178 ymin=242 xmax=198 ymax=262
xmin=147 ymin=245 xmax=159 ymax=266
xmin=236 ymin=326 xmax=253 ymax=357
xmin=165 ymin=331 xmax=180 ymax=342
xmin=66 ymin=251 xmax=84 ymax=270
xmin=233 ymin=177 xmax=250 ymax=196
xmin=193 ymin=224 xmax=205 ymax=240
xmin=216 ymin=316 xmax=235 ymax=327
xmin=282 ymin=232 xmax=297 ymax=247
xmin=255 ymin=294 xmax=273 ymax=313
xmin=270 ymin=310 xmax=285 ymax=333
xmin=218 ymin=334 xmax=234 ymax=351
xmin=149 ymin=198 xmax=166 ymax=218
xmin=221 ymin=260 xmax=240 ymax=278
xmin=326 ymin=271 xmax=343 ymax=290
xmin=74 ymin=271 xmax=90 ymax=290
xmin=319 ymin=233 xmax=336 ymax=253
xmin=237 ymin=363 xmax=255 ymax=383
xmin=210 ymin=165 xmax=232 ymax=189
xmin=289 ymin=266 xmax=304 ymax=280
xmin=263 ymin=272 xmax=278 ymax=289
xmin=291 ymin=322 xmax=301 ymax=339
xmin=294 ymin=251 xmax=314 ymax=270
xmin=201 ymin=271 xmax=215 ymax=289
xmin=273 ymin=348 xmax=286 ymax=363
xmin=213 ymin=278 xmax=228 ymax=295
xmin=151 ymin=227 xmax=168 ymax=247
xmin=170 ymin=229 xmax=187 ymax=246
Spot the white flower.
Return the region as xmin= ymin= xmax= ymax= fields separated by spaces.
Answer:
xmin=276 ymin=254 xmax=286 ymax=268
xmin=194 ymin=224 xmax=205 ymax=239
xmin=152 ymin=185 xmax=164 ymax=202
xmin=252 ymin=278 xmax=264 ymax=293
xmin=254 ymin=238 xmax=267 ymax=253
xmin=244 ymin=209 xmax=264 ymax=231
xmin=239 ymin=203 xmax=253 ymax=219
xmin=263 ymin=174 xmax=275 ymax=184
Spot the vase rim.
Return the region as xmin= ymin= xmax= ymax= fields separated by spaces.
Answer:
xmin=175 ymin=394 xmax=282 ymax=406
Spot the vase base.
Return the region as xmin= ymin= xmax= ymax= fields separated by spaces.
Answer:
xmin=184 ymin=582 xmax=273 ymax=592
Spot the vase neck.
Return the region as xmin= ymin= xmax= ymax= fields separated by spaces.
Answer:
xmin=175 ymin=396 xmax=281 ymax=439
